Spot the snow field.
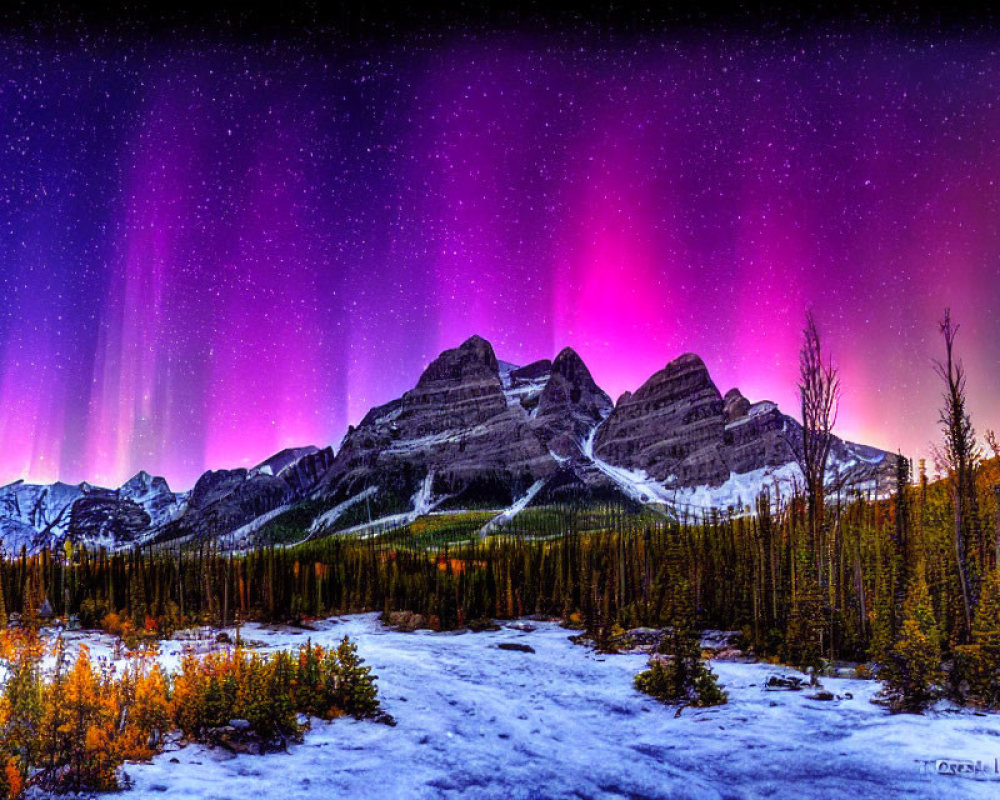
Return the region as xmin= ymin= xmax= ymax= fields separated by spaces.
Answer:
xmin=37 ymin=614 xmax=1000 ymax=800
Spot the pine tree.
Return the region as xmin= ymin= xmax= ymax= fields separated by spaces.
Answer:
xmin=956 ymin=570 xmax=1000 ymax=706
xmin=783 ymin=545 xmax=825 ymax=672
xmin=21 ymin=569 xmax=43 ymax=632
xmin=61 ymin=644 xmax=110 ymax=791
xmin=39 ymin=636 xmax=69 ymax=777
xmin=125 ymin=662 xmax=171 ymax=758
xmin=935 ymin=308 xmax=982 ymax=639
xmin=0 ymin=635 xmax=43 ymax=787
xmin=332 ymin=636 xmax=381 ymax=719
xmin=868 ymin=565 xmax=894 ymax=667
xmin=634 ymin=627 xmax=727 ymax=708
xmin=0 ymin=565 xmax=7 ymax=629
xmin=170 ymin=653 xmax=207 ymax=739
xmin=882 ymin=570 xmax=943 ymax=713
xmin=633 ymin=540 xmax=727 ymax=709
xmin=0 ymin=756 xmax=23 ymax=800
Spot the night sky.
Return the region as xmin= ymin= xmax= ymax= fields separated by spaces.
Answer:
xmin=1 ymin=11 xmax=999 ymax=489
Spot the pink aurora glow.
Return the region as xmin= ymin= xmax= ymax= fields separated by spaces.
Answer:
xmin=0 ymin=35 xmax=998 ymax=489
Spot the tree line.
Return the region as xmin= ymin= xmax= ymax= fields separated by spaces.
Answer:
xmin=0 ymin=308 xmax=996 ymax=714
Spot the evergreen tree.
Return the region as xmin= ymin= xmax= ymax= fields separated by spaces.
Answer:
xmin=634 ymin=627 xmax=727 ymax=708
xmin=633 ymin=544 xmax=727 ymax=709
xmin=332 ymin=636 xmax=381 ymax=719
xmin=783 ymin=548 xmax=824 ymax=672
xmin=0 ymin=635 xmax=43 ymax=784
xmin=0 ymin=566 xmax=7 ymax=629
xmin=956 ymin=570 xmax=1000 ymax=706
xmin=881 ymin=570 xmax=943 ymax=713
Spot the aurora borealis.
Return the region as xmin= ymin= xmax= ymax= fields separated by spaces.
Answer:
xmin=1 ymin=18 xmax=999 ymax=489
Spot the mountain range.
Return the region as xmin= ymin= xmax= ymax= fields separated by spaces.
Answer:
xmin=0 ymin=336 xmax=894 ymax=553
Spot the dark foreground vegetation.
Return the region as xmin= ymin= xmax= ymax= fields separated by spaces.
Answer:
xmin=0 ymin=625 xmax=387 ymax=798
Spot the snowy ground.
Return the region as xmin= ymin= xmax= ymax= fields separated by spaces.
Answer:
xmin=48 ymin=615 xmax=1000 ymax=799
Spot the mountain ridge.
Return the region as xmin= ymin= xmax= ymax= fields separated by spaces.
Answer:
xmin=0 ymin=335 xmax=894 ymax=552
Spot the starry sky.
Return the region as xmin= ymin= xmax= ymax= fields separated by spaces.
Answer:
xmin=1 ymin=15 xmax=999 ymax=489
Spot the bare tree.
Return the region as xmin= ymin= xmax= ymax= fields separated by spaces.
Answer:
xmin=986 ymin=430 xmax=1000 ymax=463
xmin=934 ymin=308 xmax=982 ymax=638
xmin=796 ymin=310 xmax=841 ymax=543
xmin=987 ymin=430 xmax=1000 ymax=575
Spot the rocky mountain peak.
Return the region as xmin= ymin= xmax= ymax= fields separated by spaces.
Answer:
xmin=120 ymin=470 xmax=164 ymax=494
xmin=189 ymin=468 xmax=249 ymax=510
xmin=658 ymin=351 xmax=711 ymax=384
xmin=416 ymin=334 xmax=499 ymax=388
xmin=401 ymin=335 xmax=507 ymax=430
xmin=594 ymin=352 xmax=726 ymax=485
xmin=254 ymin=446 xmax=321 ymax=477
xmin=618 ymin=352 xmax=721 ymax=413
xmin=551 ymin=347 xmax=592 ymax=383
xmin=534 ymin=347 xmax=613 ymax=458
xmin=723 ymin=388 xmax=751 ymax=423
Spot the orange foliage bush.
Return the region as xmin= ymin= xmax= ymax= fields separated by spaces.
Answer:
xmin=0 ymin=632 xmax=386 ymax=799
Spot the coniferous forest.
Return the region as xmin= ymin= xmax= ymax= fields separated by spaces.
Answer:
xmin=2 ymin=447 xmax=997 ymax=702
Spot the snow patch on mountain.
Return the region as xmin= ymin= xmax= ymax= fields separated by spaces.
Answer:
xmin=119 ymin=471 xmax=185 ymax=527
xmin=497 ymin=360 xmax=519 ymax=389
xmin=411 ymin=471 xmax=436 ymax=517
xmin=0 ymin=480 xmax=84 ymax=549
xmin=580 ymin=418 xmax=891 ymax=519
xmin=383 ymin=429 xmax=472 ymax=456
xmin=580 ymin=426 xmax=675 ymax=506
xmin=0 ymin=473 xmax=185 ymax=552
xmin=497 ymin=359 xmax=551 ymax=415
xmin=480 ymin=479 xmax=546 ymax=535
xmin=749 ymin=400 xmax=778 ymax=417
xmin=309 ymin=487 xmax=379 ymax=535
xmin=313 ymin=473 xmax=448 ymax=540
xmin=0 ymin=517 xmax=41 ymax=552
xmin=548 ymin=448 xmax=570 ymax=464
xmin=672 ymin=463 xmax=804 ymax=516
xmin=502 ymin=377 xmax=548 ymax=406
xmin=221 ymin=503 xmax=296 ymax=548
